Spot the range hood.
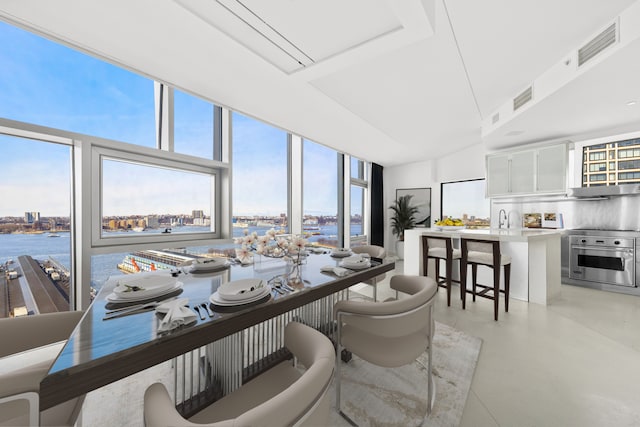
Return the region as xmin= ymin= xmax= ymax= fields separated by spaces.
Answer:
xmin=569 ymin=184 xmax=640 ymax=198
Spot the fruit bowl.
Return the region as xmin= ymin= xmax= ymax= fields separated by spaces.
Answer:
xmin=435 ymin=225 xmax=466 ymax=230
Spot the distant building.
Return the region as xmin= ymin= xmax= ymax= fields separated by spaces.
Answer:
xmin=583 ymin=137 xmax=640 ymax=186
xmin=24 ymin=211 xmax=40 ymax=224
xmin=145 ymin=215 xmax=159 ymax=228
xmin=192 ymin=210 xmax=204 ymax=219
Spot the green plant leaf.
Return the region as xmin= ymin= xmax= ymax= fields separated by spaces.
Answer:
xmin=389 ymin=194 xmax=419 ymax=241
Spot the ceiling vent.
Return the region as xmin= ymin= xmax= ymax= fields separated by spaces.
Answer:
xmin=578 ymin=22 xmax=617 ymax=67
xmin=513 ymin=86 xmax=533 ymax=111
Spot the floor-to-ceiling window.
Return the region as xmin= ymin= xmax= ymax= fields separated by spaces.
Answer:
xmin=0 ymin=17 xmax=374 ymax=314
xmin=0 ymin=21 xmax=156 ymax=148
xmin=174 ymin=89 xmax=220 ymax=160
xmin=303 ymin=139 xmax=338 ymax=248
xmin=0 ymin=134 xmax=73 ymax=316
xmin=350 ymin=157 xmax=368 ymax=245
xmin=231 ymin=112 xmax=289 ymax=235
xmin=0 ymin=19 xmax=226 ymax=312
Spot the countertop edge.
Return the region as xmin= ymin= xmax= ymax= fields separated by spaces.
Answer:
xmin=406 ymin=228 xmax=563 ymax=242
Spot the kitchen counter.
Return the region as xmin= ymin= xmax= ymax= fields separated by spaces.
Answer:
xmin=404 ymin=228 xmax=562 ymax=305
xmin=413 ymin=227 xmax=562 ymax=241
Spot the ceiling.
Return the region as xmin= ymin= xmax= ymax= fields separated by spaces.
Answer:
xmin=0 ymin=0 xmax=638 ymax=167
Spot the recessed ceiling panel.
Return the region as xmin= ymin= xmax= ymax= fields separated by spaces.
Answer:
xmin=175 ymin=0 xmax=403 ymax=73
xmin=240 ymin=0 xmax=402 ymax=62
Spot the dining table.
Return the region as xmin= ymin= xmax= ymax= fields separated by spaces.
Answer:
xmin=39 ymin=251 xmax=395 ymax=415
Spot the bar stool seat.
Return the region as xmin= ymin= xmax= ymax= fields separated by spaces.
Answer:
xmin=461 ymin=238 xmax=511 ymax=321
xmin=422 ymin=235 xmax=462 ymax=307
xmin=467 ymin=251 xmax=511 ymax=266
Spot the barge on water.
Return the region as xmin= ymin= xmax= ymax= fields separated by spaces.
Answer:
xmin=118 ymin=249 xmax=201 ymax=273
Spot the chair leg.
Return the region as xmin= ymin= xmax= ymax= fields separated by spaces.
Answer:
xmin=373 ymin=279 xmax=377 ymax=302
xmin=504 ymin=264 xmax=511 ymax=312
xmin=434 ymin=258 xmax=440 ymax=284
xmin=471 ymin=264 xmax=478 ymax=302
xmin=460 ymin=260 xmax=467 ymax=310
xmin=445 ymin=258 xmax=452 ymax=306
xmin=335 ymin=328 xmax=342 ymax=413
xmin=493 ymin=266 xmax=500 ymax=321
xmin=427 ymin=307 xmax=433 ymax=415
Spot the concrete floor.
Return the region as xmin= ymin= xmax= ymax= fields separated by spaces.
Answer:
xmin=365 ymin=261 xmax=640 ymax=427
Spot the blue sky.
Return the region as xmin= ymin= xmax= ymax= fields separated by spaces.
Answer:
xmin=0 ymin=20 xmax=341 ymax=218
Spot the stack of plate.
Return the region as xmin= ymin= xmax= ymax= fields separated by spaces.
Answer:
xmin=209 ymin=278 xmax=270 ymax=306
xmin=107 ymin=273 xmax=182 ymax=303
xmin=331 ymin=248 xmax=352 ymax=258
xmin=190 ymin=257 xmax=229 ymax=273
xmin=339 ymin=255 xmax=371 ymax=270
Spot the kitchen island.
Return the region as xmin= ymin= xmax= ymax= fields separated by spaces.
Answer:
xmin=404 ymin=228 xmax=562 ymax=305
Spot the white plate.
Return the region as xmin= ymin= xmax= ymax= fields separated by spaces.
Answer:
xmin=331 ymin=248 xmax=352 ymax=257
xmin=113 ymin=274 xmax=177 ymax=299
xmin=339 ymin=260 xmax=371 ymax=270
xmin=209 ymin=287 xmax=271 ymax=306
xmin=190 ymin=258 xmax=229 ymax=273
xmin=218 ymin=278 xmax=266 ymax=301
xmin=339 ymin=256 xmax=371 ymax=270
xmin=107 ymin=282 xmax=183 ymax=303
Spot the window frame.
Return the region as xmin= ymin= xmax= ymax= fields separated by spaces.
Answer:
xmin=90 ymin=141 xmax=225 ymax=248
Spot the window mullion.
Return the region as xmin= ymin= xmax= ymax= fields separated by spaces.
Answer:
xmin=289 ymin=134 xmax=303 ymax=235
xmin=154 ymin=83 xmax=174 ymax=151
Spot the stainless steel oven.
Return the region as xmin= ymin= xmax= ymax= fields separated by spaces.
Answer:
xmin=569 ymin=234 xmax=635 ymax=287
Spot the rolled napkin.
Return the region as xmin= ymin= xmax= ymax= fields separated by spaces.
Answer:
xmin=156 ymin=298 xmax=198 ymax=332
xmin=320 ymin=265 xmax=351 ymax=277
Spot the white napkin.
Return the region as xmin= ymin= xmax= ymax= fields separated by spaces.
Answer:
xmin=156 ymin=298 xmax=198 ymax=332
xmin=320 ymin=265 xmax=351 ymax=277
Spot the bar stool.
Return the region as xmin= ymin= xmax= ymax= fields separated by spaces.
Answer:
xmin=422 ymin=235 xmax=462 ymax=307
xmin=460 ymin=237 xmax=511 ymax=321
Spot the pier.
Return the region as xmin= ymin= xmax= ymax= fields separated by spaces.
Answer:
xmin=1 ymin=255 xmax=70 ymax=317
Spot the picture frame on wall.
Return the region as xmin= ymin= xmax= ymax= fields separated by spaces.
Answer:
xmin=396 ymin=188 xmax=431 ymax=227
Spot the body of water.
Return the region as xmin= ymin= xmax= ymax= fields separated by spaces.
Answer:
xmin=0 ymin=224 xmax=363 ymax=290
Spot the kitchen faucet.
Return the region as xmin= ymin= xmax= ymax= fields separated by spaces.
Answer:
xmin=498 ymin=209 xmax=507 ymax=228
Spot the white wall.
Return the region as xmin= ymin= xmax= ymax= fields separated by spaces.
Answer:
xmin=383 ymin=143 xmax=487 ymax=255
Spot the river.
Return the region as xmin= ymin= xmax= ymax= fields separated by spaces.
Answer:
xmin=0 ymin=224 xmax=362 ymax=290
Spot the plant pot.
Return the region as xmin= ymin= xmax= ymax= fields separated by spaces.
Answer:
xmin=396 ymin=241 xmax=404 ymax=260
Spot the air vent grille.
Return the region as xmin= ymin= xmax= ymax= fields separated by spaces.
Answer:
xmin=513 ymin=86 xmax=533 ymax=111
xmin=492 ymin=113 xmax=500 ymax=124
xmin=578 ymin=23 xmax=617 ymax=67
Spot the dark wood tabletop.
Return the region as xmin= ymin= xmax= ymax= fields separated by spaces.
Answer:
xmin=39 ymin=253 xmax=395 ymax=410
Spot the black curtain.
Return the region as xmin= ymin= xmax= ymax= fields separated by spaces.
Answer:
xmin=370 ymin=163 xmax=384 ymax=247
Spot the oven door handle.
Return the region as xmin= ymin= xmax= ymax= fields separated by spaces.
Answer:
xmin=570 ymin=246 xmax=634 ymax=254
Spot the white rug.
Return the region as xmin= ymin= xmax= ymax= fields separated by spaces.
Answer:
xmin=81 ymin=322 xmax=481 ymax=427
xmin=328 ymin=321 xmax=482 ymax=427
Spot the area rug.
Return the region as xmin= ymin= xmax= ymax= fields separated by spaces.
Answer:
xmin=327 ymin=321 xmax=482 ymax=427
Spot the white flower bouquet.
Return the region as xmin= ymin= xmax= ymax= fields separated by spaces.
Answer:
xmin=234 ymin=229 xmax=308 ymax=265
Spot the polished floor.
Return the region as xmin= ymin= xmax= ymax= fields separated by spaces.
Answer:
xmin=370 ymin=262 xmax=640 ymax=427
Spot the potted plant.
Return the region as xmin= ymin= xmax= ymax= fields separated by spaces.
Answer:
xmin=389 ymin=194 xmax=419 ymax=259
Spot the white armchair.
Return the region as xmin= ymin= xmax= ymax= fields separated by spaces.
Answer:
xmin=0 ymin=311 xmax=85 ymax=427
xmin=351 ymin=245 xmax=387 ymax=301
xmin=334 ymin=275 xmax=437 ymax=422
xmin=144 ymin=321 xmax=335 ymax=427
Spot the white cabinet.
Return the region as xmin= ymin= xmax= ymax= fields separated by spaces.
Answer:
xmin=536 ymin=144 xmax=567 ymax=192
xmin=510 ymin=150 xmax=536 ymax=193
xmin=486 ymin=154 xmax=509 ymax=195
xmin=486 ymin=143 xmax=567 ymax=197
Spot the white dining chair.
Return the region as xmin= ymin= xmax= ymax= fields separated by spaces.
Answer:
xmin=0 ymin=311 xmax=85 ymax=427
xmin=144 ymin=321 xmax=335 ymax=427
